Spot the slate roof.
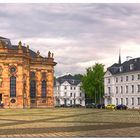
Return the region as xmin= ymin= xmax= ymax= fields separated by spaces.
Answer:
xmin=107 ymin=57 xmax=140 ymax=75
xmin=0 ymin=37 xmax=40 ymax=58
xmin=55 ymin=74 xmax=81 ymax=86
xmin=0 ymin=36 xmax=8 ymax=39
xmin=11 ymin=45 xmax=40 ymax=58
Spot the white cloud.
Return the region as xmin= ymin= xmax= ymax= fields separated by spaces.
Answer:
xmin=0 ymin=4 xmax=140 ymax=76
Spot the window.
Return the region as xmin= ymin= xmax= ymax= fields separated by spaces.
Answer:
xmin=126 ymin=98 xmax=128 ymax=105
xmin=71 ymin=80 xmax=74 ymax=83
xmin=80 ymin=100 xmax=82 ymax=104
xmin=132 ymin=85 xmax=134 ymax=93
xmin=138 ymin=97 xmax=140 ymax=105
xmin=10 ymin=66 xmax=16 ymax=74
xmin=126 ymin=76 xmax=128 ymax=81
xmin=64 ymin=86 xmax=67 ymax=90
xmin=108 ymin=78 xmax=110 ymax=83
xmin=121 ymin=77 xmax=123 ymax=82
xmin=30 ymin=80 xmax=36 ymax=98
xmin=138 ymin=85 xmax=140 ymax=92
xmin=70 ymin=93 xmax=72 ymax=97
xmin=74 ymin=87 xmax=76 ymax=90
xmin=121 ymin=86 xmax=123 ymax=94
xmin=10 ymin=76 xmax=16 ymax=97
xmin=132 ymin=75 xmax=134 ymax=80
xmin=108 ymin=87 xmax=111 ymax=94
xmin=116 ymin=87 xmax=118 ymax=94
xmin=70 ymin=100 xmax=72 ymax=105
xmin=71 ymin=87 xmax=72 ymax=90
xmin=132 ymin=98 xmax=134 ymax=105
xmin=126 ymin=85 xmax=128 ymax=93
xmin=41 ymin=80 xmax=46 ymax=98
xmin=64 ymin=92 xmax=67 ymax=96
xmin=138 ymin=74 xmax=140 ymax=80
xmin=130 ymin=64 xmax=134 ymax=70
xmin=121 ymin=98 xmax=123 ymax=104
xmin=64 ymin=99 xmax=67 ymax=105
xmin=80 ymin=93 xmax=81 ymax=97
xmin=116 ymin=98 xmax=118 ymax=105
xmin=116 ymin=77 xmax=118 ymax=83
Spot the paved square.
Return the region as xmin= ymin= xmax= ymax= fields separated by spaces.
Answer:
xmin=0 ymin=108 xmax=140 ymax=137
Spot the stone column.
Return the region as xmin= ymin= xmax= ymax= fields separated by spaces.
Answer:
xmin=26 ymin=69 xmax=30 ymax=108
xmin=47 ymin=69 xmax=54 ymax=107
xmin=36 ymin=69 xmax=41 ymax=107
xmin=3 ymin=64 xmax=10 ymax=108
xmin=23 ymin=63 xmax=30 ymax=109
xmin=16 ymin=64 xmax=23 ymax=108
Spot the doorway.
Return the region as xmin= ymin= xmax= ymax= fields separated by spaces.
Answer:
xmin=0 ymin=94 xmax=2 ymax=101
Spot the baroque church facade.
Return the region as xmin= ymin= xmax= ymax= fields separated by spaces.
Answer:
xmin=0 ymin=37 xmax=56 ymax=108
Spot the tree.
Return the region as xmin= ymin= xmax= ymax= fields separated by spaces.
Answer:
xmin=73 ymin=74 xmax=83 ymax=80
xmin=81 ymin=63 xmax=105 ymax=104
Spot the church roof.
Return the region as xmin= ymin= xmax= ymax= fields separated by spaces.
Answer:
xmin=107 ymin=57 xmax=140 ymax=75
xmin=0 ymin=36 xmax=9 ymax=39
xmin=0 ymin=36 xmax=41 ymax=58
xmin=55 ymin=74 xmax=81 ymax=86
xmin=11 ymin=45 xmax=40 ymax=58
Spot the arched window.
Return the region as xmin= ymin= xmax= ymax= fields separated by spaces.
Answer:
xmin=41 ymin=80 xmax=46 ymax=98
xmin=10 ymin=76 xmax=16 ymax=97
xmin=30 ymin=80 xmax=36 ymax=98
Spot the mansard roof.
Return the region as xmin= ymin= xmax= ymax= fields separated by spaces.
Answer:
xmin=55 ymin=74 xmax=81 ymax=86
xmin=107 ymin=57 xmax=140 ymax=75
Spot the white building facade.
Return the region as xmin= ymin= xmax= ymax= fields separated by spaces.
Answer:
xmin=104 ymin=57 xmax=140 ymax=109
xmin=54 ymin=74 xmax=85 ymax=106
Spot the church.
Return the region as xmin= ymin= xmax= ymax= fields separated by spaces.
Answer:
xmin=0 ymin=36 xmax=57 ymax=108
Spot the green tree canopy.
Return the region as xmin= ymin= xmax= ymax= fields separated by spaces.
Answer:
xmin=81 ymin=63 xmax=105 ymax=104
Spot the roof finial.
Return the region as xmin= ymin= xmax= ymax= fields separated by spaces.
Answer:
xmin=118 ymin=48 xmax=121 ymax=65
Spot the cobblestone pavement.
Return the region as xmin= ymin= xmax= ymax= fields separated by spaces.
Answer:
xmin=0 ymin=108 xmax=139 ymax=137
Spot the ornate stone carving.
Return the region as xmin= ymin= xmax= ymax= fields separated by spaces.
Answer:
xmin=9 ymin=65 xmax=17 ymax=75
xmin=18 ymin=41 xmax=22 ymax=49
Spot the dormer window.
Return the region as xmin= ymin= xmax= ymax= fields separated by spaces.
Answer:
xmin=130 ymin=64 xmax=134 ymax=70
xmin=71 ymin=80 xmax=74 ymax=83
xmin=119 ymin=66 xmax=123 ymax=72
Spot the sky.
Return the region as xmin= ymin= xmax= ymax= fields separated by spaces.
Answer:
xmin=1 ymin=3 xmax=140 ymax=76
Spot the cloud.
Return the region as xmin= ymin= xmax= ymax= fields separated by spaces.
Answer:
xmin=0 ymin=4 xmax=140 ymax=76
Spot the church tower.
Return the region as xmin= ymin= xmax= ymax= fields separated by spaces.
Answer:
xmin=118 ymin=49 xmax=121 ymax=65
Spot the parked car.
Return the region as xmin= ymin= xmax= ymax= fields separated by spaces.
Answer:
xmin=96 ymin=104 xmax=105 ymax=109
xmin=55 ymin=104 xmax=61 ymax=108
xmin=60 ymin=104 xmax=67 ymax=107
xmin=67 ymin=104 xmax=72 ymax=107
xmin=105 ymin=104 xmax=116 ymax=109
xmin=85 ymin=103 xmax=96 ymax=108
xmin=116 ymin=104 xmax=127 ymax=110
xmin=72 ymin=104 xmax=82 ymax=108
